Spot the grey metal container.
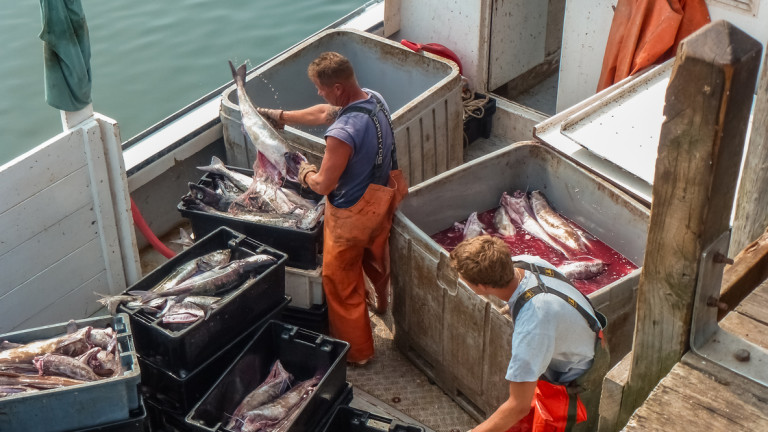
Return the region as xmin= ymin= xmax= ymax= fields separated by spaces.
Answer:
xmin=0 ymin=314 xmax=141 ymax=432
xmin=390 ymin=141 xmax=650 ymax=421
xmin=220 ymin=28 xmax=463 ymax=186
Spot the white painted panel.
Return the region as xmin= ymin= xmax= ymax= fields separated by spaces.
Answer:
xmin=0 ymin=238 xmax=103 ymax=334
xmin=398 ymin=0 xmax=490 ymax=91
xmin=557 ymin=0 xmax=617 ymax=113
xmin=0 ymin=166 xmax=91 ymax=257
xmin=488 ymin=0 xmax=549 ymax=90
xmin=13 ymin=271 xmax=109 ymax=332
xmin=0 ymin=130 xmax=87 ymax=213
xmin=0 ymin=205 xmax=98 ymax=296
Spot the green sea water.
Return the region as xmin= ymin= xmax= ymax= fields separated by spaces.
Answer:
xmin=0 ymin=0 xmax=367 ymax=165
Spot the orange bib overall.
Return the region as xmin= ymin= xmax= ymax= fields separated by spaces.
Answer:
xmin=323 ymin=169 xmax=407 ymax=362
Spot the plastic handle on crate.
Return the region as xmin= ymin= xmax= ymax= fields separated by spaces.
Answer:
xmin=285 ymin=325 xmax=331 ymax=351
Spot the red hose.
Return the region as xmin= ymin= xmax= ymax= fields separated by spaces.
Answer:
xmin=130 ymin=197 xmax=176 ymax=259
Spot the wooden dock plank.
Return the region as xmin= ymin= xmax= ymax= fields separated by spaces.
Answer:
xmin=624 ymin=360 xmax=768 ymax=431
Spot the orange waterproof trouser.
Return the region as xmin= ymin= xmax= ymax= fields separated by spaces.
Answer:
xmin=322 ymin=170 xmax=407 ymax=363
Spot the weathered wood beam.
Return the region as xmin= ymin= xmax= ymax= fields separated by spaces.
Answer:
xmin=719 ymin=226 xmax=768 ymax=320
xmin=730 ymin=49 xmax=768 ymax=254
xmin=617 ymin=20 xmax=762 ymax=427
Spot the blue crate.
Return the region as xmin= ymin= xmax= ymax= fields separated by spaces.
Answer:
xmin=0 ymin=314 xmax=141 ymax=432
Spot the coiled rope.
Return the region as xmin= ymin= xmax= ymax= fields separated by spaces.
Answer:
xmin=461 ymin=85 xmax=490 ymax=146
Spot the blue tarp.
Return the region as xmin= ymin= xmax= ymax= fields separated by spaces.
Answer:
xmin=39 ymin=0 xmax=91 ymax=111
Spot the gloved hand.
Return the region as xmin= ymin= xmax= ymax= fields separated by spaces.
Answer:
xmin=256 ymin=107 xmax=285 ymax=130
xmin=298 ymin=162 xmax=318 ymax=188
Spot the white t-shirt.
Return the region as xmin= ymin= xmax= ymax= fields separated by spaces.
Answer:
xmin=505 ymin=255 xmax=597 ymax=384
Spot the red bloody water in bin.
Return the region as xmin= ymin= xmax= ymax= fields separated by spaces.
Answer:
xmin=431 ymin=207 xmax=638 ymax=295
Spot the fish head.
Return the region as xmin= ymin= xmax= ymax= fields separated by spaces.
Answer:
xmin=188 ymin=183 xmax=222 ymax=207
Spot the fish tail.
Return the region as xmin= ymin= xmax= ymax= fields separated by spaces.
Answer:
xmin=128 ymin=290 xmax=158 ymax=304
xmin=229 ymin=60 xmax=246 ymax=87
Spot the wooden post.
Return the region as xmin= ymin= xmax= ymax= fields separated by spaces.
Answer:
xmin=617 ymin=21 xmax=762 ymax=427
xmin=730 ymin=51 xmax=768 ymax=254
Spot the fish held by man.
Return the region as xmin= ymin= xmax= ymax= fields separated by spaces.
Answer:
xmin=228 ymin=61 xmax=307 ymax=182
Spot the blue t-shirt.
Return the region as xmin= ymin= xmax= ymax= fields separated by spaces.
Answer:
xmin=324 ymin=89 xmax=393 ymax=209
xmin=506 ymin=255 xmax=597 ymax=385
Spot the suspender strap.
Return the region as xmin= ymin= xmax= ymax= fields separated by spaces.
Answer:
xmin=511 ymin=262 xmax=603 ymax=334
xmin=337 ymin=93 xmax=400 ymax=176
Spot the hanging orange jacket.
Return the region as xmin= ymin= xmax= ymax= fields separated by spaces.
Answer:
xmin=597 ymin=0 xmax=710 ymax=92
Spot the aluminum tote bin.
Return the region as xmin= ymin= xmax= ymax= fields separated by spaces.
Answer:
xmin=185 ymin=321 xmax=349 ymax=432
xmin=0 ymin=314 xmax=141 ymax=432
xmin=390 ymin=141 xmax=649 ymax=421
xmin=117 ymin=226 xmax=287 ymax=376
xmin=220 ymin=28 xmax=463 ymax=187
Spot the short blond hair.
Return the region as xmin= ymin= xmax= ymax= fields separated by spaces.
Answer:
xmin=450 ymin=236 xmax=515 ymax=288
xmin=307 ymin=52 xmax=355 ymax=87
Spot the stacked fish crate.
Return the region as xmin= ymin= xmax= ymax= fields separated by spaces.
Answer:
xmin=0 ymin=315 xmax=144 ymax=431
xmin=115 ymin=227 xmax=290 ymax=430
xmin=177 ymin=162 xmax=330 ymax=338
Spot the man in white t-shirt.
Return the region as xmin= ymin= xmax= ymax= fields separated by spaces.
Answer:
xmin=450 ymin=235 xmax=608 ymax=432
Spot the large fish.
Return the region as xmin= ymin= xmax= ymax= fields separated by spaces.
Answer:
xmin=226 ymin=360 xmax=293 ymax=431
xmin=198 ymin=156 xmax=254 ymax=192
xmin=557 ymin=258 xmax=607 ymax=281
xmin=500 ymin=191 xmax=573 ymax=258
xmin=238 ymin=375 xmax=320 ymax=432
xmin=182 ymin=196 xmax=300 ymax=229
xmin=529 ymin=191 xmax=590 ymax=254
xmin=132 ymin=254 xmax=277 ymax=303
xmin=229 ymin=61 xmax=307 ymax=182
xmin=34 ymin=353 xmax=101 ymax=382
xmin=0 ymin=327 xmax=91 ymax=364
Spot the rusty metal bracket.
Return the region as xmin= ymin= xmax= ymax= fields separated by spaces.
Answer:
xmin=690 ymin=230 xmax=768 ymax=388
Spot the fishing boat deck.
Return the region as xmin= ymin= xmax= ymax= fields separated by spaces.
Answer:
xmin=622 ymin=277 xmax=768 ymax=431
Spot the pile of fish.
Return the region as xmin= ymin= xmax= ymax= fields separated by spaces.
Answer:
xmin=180 ymin=61 xmax=325 ymax=231
xmin=225 ymin=360 xmax=319 ymax=432
xmin=0 ymin=321 xmax=121 ymax=398
xmin=96 ymin=249 xmax=277 ymax=325
xmin=181 ymin=156 xmax=325 ymax=230
xmin=459 ymin=190 xmax=607 ymax=280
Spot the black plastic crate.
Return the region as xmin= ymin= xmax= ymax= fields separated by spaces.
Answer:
xmin=281 ymin=303 xmax=329 ymax=335
xmin=117 ymin=226 xmax=287 ymax=376
xmin=178 ymin=164 xmax=323 ymax=270
xmin=313 ymin=383 xmax=353 ymax=432
xmin=185 ymin=321 xmax=349 ymax=432
xmin=72 ymin=397 xmax=149 ymax=432
xmin=463 ymin=92 xmax=496 ymax=145
xmin=319 ymin=406 xmax=425 ymax=432
xmin=145 ymin=396 xmax=191 ymax=432
xmin=138 ymin=296 xmax=291 ymax=413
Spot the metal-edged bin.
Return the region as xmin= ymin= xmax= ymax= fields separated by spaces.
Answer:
xmin=117 ymin=226 xmax=287 ymax=377
xmin=220 ymin=28 xmax=463 ymax=186
xmin=185 ymin=321 xmax=349 ymax=432
xmin=390 ymin=141 xmax=649 ymax=421
xmin=0 ymin=314 xmax=141 ymax=432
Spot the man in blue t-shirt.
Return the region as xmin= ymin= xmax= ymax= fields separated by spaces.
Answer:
xmin=450 ymin=235 xmax=607 ymax=432
xmin=257 ymin=52 xmax=407 ymax=366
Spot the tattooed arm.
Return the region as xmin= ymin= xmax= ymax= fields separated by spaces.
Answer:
xmin=281 ymin=104 xmax=339 ymax=126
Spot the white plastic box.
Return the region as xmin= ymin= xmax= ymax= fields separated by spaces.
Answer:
xmin=220 ymin=28 xmax=464 ymax=186
xmin=390 ymin=141 xmax=650 ymax=422
xmin=285 ymin=265 xmax=324 ymax=309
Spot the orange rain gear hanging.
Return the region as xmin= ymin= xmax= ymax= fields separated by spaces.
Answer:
xmin=322 ymin=168 xmax=408 ymax=363
xmin=596 ymin=0 xmax=710 ymax=92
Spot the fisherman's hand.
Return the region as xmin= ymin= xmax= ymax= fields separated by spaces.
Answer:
xmin=298 ymin=162 xmax=318 ymax=188
xmin=256 ymin=107 xmax=285 ymax=130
